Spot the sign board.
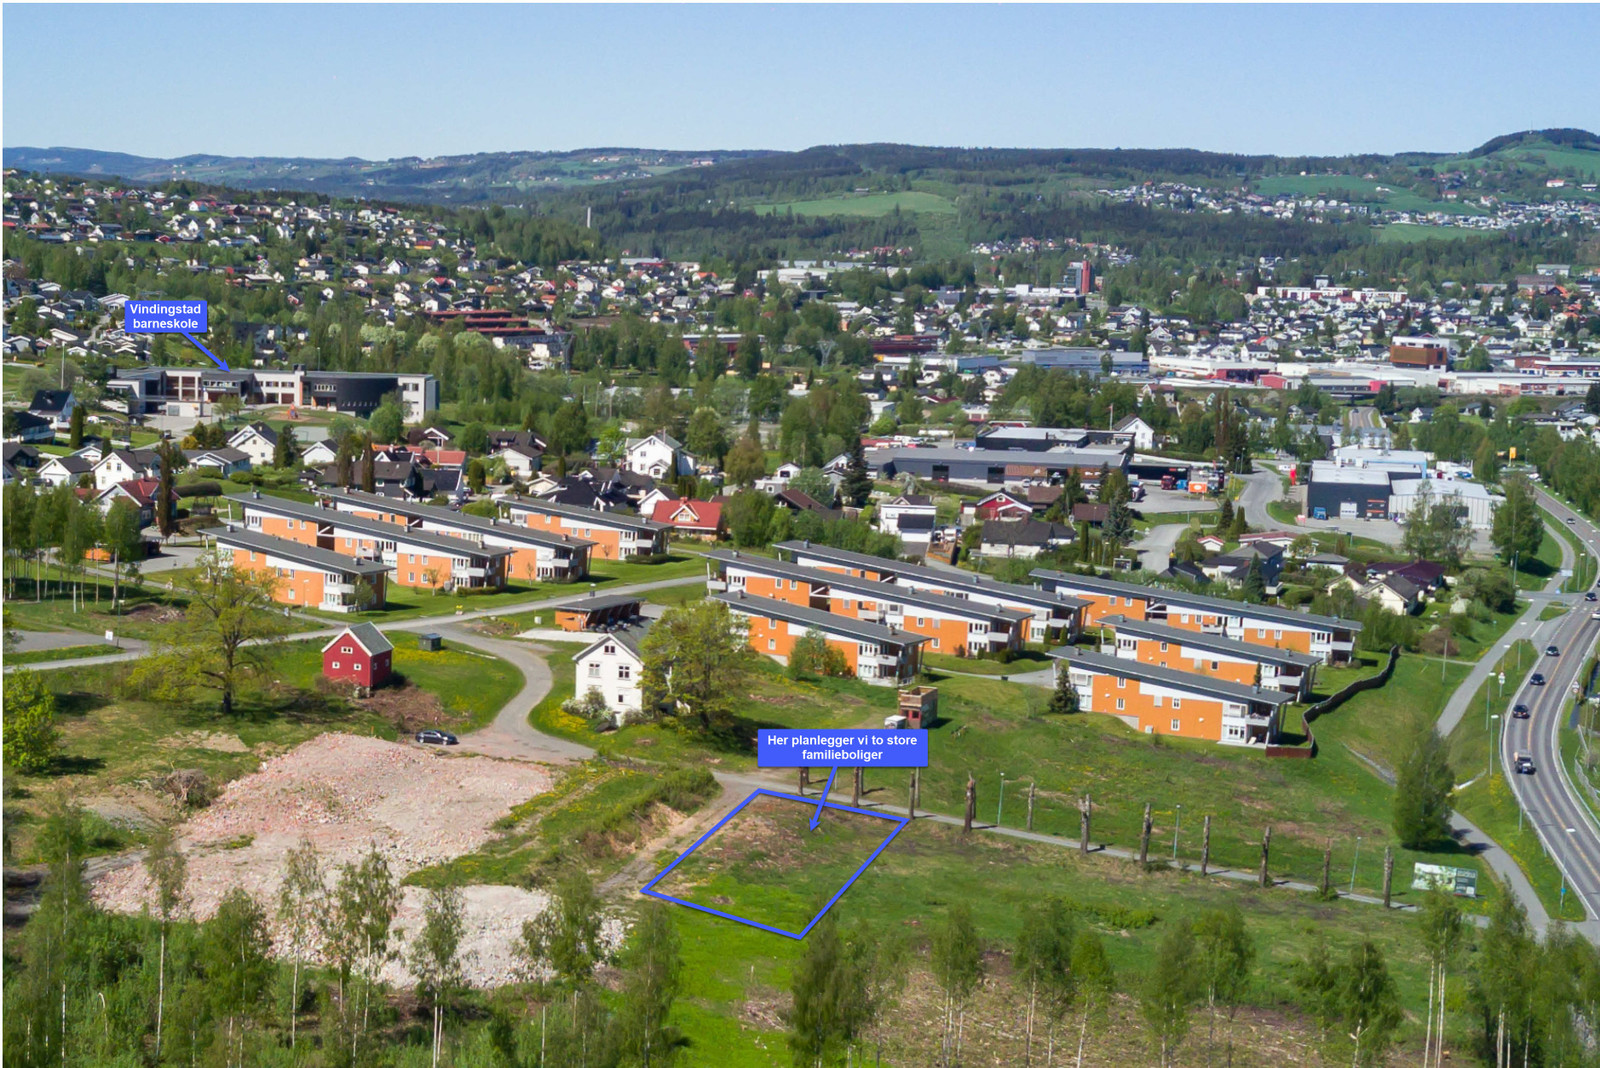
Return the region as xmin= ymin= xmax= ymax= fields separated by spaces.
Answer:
xmin=1411 ymin=862 xmax=1478 ymax=898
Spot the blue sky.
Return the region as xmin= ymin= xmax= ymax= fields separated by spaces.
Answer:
xmin=6 ymin=4 xmax=1598 ymax=160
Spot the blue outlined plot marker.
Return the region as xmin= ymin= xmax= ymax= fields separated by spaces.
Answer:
xmin=810 ymin=767 xmax=839 ymax=829
xmin=180 ymin=332 xmax=229 ymax=371
xmin=639 ymin=788 xmax=909 ymax=940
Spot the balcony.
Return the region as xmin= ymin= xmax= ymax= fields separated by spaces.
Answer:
xmin=327 ymin=580 xmax=357 ymax=595
xmin=706 ymin=577 xmax=728 ymax=592
xmin=458 ymin=565 xmax=488 ymax=579
xmin=864 ymin=652 xmax=902 ymax=668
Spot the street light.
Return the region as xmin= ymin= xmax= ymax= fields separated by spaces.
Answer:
xmin=1350 ymin=835 xmax=1363 ymax=894
xmin=1173 ymin=804 xmax=1182 ymax=860
xmin=1489 ymin=714 xmax=1500 ymax=778
xmin=997 ymin=773 xmax=1008 ymax=829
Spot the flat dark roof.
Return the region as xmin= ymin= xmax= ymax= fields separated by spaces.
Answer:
xmin=212 ymin=527 xmax=390 ymax=578
xmin=1099 ymin=615 xmax=1322 ymax=667
xmin=707 ymin=550 xmax=1030 ymax=623
xmin=1030 ymin=568 xmax=1361 ymax=632
xmin=712 ymin=591 xmax=927 ymax=647
xmin=234 ymin=493 xmax=510 ymax=560
xmin=1049 ymin=646 xmax=1295 ymax=706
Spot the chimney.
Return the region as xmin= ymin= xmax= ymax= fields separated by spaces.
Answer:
xmin=252 ymin=489 xmax=261 ymax=499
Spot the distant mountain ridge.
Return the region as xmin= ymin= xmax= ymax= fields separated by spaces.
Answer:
xmin=1468 ymin=128 xmax=1600 ymax=157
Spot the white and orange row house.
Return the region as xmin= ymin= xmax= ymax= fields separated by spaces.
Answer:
xmin=499 ymin=496 xmax=669 ymax=561
xmin=704 ymin=550 xmax=1029 ymax=658
xmin=237 ymin=493 xmax=510 ymax=592
xmin=319 ymin=489 xmax=593 ymax=583
xmin=712 ymin=590 xmax=926 ymax=686
xmin=1030 ymin=568 xmax=1361 ymax=665
xmin=212 ymin=527 xmax=390 ymax=613
xmin=1096 ymin=615 xmax=1321 ymax=700
xmin=773 ymin=540 xmax=1087 ymax=642
xmin=1050 ymin=646 xmax=1294 ymax=747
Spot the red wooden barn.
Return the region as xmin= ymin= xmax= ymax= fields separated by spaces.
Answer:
xmin=322 ymin=622 xmax=394 ymax=688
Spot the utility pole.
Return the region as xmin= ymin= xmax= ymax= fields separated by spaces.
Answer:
xmin=1258 ymin=825 xmax=1272 ymax=889
xmin=1078 ymin=793 xmax=1091 ymax=855
xmin=1201 ymin=815 xmax=1212 ymax=876
xmin=1138 ymin=803 xmax=1153 ymax=865
xmin=1350 ymin=835 xmax=1362 ymax=893
xmin=1173 ymin=804 xmax=1182 ymax=861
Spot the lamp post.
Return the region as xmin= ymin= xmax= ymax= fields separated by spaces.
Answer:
xmin=1173 ymin=804 xmax=1182 ymax=860
xmin=997 ymin=773 xmax=1008 ymax=829
xmin=1349 ymin=835 xmax=1363 ymax=894
xmin=1489 ymin=714 xmax=1500 ymax=778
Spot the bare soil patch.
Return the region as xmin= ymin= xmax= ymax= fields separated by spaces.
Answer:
xmin=91 ymin=733 xmax=564 ymax=986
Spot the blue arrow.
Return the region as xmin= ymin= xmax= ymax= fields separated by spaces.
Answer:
xmin=810 ymin=767 xmax=838 ymax=830
xmin=180 ymin=331 xmax=229 ymax=371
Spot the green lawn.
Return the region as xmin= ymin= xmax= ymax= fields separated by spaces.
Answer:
xmin=1512 ymin=522 xmax=1565 ymax=590
xmin=3 ymin=570 xmax=190 ymax=642
xmin=1545 ymin=509 xmax=1597 ymax=592
xmin=921 ymin=649 xmax=1052 ymax=676
xmin=1539 ymin=602 xmax=1570 ymax=621
xmin=752 ymin=190 xmax=957 ymax=217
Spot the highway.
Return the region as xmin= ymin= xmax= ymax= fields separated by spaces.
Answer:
xmin=1503 ymin=489 xmax=1600 ymax=938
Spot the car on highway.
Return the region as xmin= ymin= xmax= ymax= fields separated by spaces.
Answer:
xmin=1512 ymin=703 xmax=1531 ymax=719
xmin=1530 ymin=673 xmax=1547 ymax=686
xmin=1514 ymin=752 xmax=1536 ymax=775
xmin=1592 ymin=610 xmax=1600 ymax=621
xmin=1567 ymin=517 xmax=1576 ymax=524
xmin=1585 ymin=591 xmax=1597 ymax=602
xmin=1547 ymin=644 xmax=1561 ymax=656
xmin=415 ymin=729 xmax=458 ymax=746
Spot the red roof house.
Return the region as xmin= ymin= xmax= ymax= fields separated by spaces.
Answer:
xmin=649 ymin=499 xmax=724 ymax=540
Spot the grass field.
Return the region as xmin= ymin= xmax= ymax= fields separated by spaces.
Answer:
xmin=1377 ymin=223 xmax=1490 ymax=243
xmin=1253 ymin=174 xmax=1484 ymax=215
xmin=752 ymin=190 xmax=957 ymax=217
xmin=5 ymin=642 xmax=124 ymax=666
xmin=4 ymin=571 xmax=191 ymax=642
xmin=643 ymin=807 xmax=1471 ymax=1068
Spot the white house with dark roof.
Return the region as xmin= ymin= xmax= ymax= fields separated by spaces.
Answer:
xmin=574 ymin=627 xmax=648 ymax=720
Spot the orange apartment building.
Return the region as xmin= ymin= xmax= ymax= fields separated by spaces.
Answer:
xmin=1050 ymin=646 xmax=1293 ymax=747
xmin=319 ymin=490 xmax=594 ymax=583
xmin=212 ymin=527 xmax=390 ymax=612
xmin=712 ymin=590 xmax=926 ymax=686
xmin=1031 ymin=569 xmax=1361 ymax=664
xmin=773 ymin=540 xmax=1086 ymax=642
xmin=1098 ymin=615 xmax=1321 ymax=699
xmin=704 ymin=550 xmax=1028 ymax=657
xmin=499 ymin=496 xmax=668 ymax=561
xmin=237 ymin=494 xmax=510 ymax=592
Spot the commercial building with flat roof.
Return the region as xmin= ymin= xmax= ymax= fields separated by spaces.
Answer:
xmin=866 ymin=443 xmax=1130 ymax=485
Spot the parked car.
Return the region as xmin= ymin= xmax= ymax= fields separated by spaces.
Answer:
xmin=1530 ymin=673 xmax=1547 ymax=686
xmin=1546 ymin=645 xmax=1560 ymax=657
xmin=1512 ymin=703 xmax=1531 ymax=719
xmin=415 ymin=729 xmax=458 ymax=746
xmin=1514 ymin=752 xmax=1536 ymax=775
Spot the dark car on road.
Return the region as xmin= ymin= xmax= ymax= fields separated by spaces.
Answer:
xmin=1512 ymin=703 xmax=1531 ymax=719
xmin=1514 ymin=752 xmax=1536 ymax=775
xmin=1530 ymin=673 xmax=1547 ymax=686
xmin=1547 ymin=644 xmax=1561 ymax=657
xmin=416 ymin=729 xmax=458 ymax=746
xmin=1585 ymin=591 xmax=1597 ymax=602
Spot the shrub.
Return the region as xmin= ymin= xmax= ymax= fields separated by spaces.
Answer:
xmin=561 ymin=688 xmax=610 ymax=721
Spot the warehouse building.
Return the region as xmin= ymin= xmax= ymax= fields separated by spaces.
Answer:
xmin=866 ymin=443 xmax=1130 ymax=485
xmin=1388 ymin=478 xmax=1502 ymax=530
xmin=1304 ymin=463 xmax=1399 ymax=520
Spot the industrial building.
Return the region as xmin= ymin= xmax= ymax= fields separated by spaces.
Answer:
xmin=1388 ymin=478 xmax=1503 ymax=530
xmin=866 ymin=443 xmax=1130 ymax=485
xmin=1303 ymin=463 xmax=1400 ymax=520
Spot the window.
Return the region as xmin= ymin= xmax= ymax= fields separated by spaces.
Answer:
xmin=1180 ymin=612 xmax=1190 ymax=623
xmin=604 ymin=644 xmax=615 ymax=655
xmin=1274 ymin=629 xmax=1283 ymax=640
xmin=617 ymin=665 xmax=631 ymax=680
xmin=1115 ymin=698 xmax=1125 ymax=710
xmin=1172 ymin=697 xmax=1182 ymax=708
xmin=1171 ymin=718 xmax=1182 ymax=732
xmin=790 ymin=579 xmax=799 ymax=590
xmin=1159 ymin=641 xmax=1168 ymax=652
xmin=1153 ymin=694 xmax=1164 ymax=707
xmin=1257 ymin=628 xmax=1267 ymax=638
xmin=587 ymin=664 xmax=601 ymax=678
xmin=932 ymin=639 xmax=940 ymax=650
xmin=331 ymin=661 xmax=340 ymax=669
xmin=917 ymin=617 xmax=927 ymax=627
xmin=1116 ymin=677 xmax=1127 ymax=689
xmin=768 ymin=638 xmax=777 ymax=651
xmin=1211 ymin=660 xmax=1220 ymax=671
xmin=341 ymin=646 xmax=353 ymax=654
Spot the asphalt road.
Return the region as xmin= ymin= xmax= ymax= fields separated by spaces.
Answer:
xmin=1502 ymin=490 xmax=1600 ymax=938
